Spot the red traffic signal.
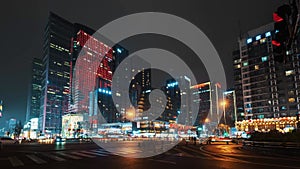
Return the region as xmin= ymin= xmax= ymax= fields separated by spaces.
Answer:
xmin=273 ymin=12 xmax=283 ymax=22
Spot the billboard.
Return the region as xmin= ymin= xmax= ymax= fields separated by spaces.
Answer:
xmin=30 ymin=118 xmax=39 ymax=130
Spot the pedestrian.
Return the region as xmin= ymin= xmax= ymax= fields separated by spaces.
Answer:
xmin=193 ymin=137 xmax=196 ymax=145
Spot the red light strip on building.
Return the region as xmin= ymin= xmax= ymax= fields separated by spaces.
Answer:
xmin=272 ymin=40 xmax=281 ymax=47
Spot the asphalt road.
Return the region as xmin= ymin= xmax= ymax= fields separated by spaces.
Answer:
xmin=0 ymin=141 xmax=299 ymax=169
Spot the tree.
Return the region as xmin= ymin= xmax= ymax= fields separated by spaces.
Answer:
xmin=14 ymin=120 xmax=22 ymax=138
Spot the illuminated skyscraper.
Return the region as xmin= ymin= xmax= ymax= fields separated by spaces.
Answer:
xmin=162 ymin=79 xmax=181 ymax=123
xmin=40 ymin=12 xmax=74 ymax=135
xmin=71 ymin=27 xmax=129 ymax=133
xmin=191 ymin=81 xmax=223 ymax=135
xmin=26 ymin=58 xmax=43 ymax=122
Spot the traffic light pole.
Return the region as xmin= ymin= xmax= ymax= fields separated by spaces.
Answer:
xmin=289 ymin=1 xmax=300 ymax=50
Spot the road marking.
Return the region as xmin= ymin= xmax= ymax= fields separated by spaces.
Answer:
xmin=70 ymin=152 xmax=96 ymax=158
xmin=56 ymin=152 xmax=82 ymax=160
xmin=172 ymin=147 xmax=194 ymax=158
xmin=8 ymin=156 xmax=24 ymax=167
xmin=80 ymin=151 xmax=108 ymax=156
xmin=148 ymin=159 xmax=176 ymax=165
xmin=181 ymin=146 xmax=221 ymax=160
xmin=91 ymin=149 xmax=111 ymax=155
xmin=116 ymin=151 xmax=130 ymax=155
xmin=26 ymin=154 xmax=47 ymax=164
xmin=44 ymin=153 xmax=66 ymax=162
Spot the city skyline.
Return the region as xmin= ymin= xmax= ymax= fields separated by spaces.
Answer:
xmin=0 ymin=0 xmax=289 ymax=127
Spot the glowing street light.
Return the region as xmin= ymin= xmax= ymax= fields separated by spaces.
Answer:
xmin=125 ymin=107 xmax=136 ymax=121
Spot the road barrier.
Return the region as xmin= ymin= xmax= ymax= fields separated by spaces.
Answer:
xmin=243 ymin=141 xmax=300 ymax=149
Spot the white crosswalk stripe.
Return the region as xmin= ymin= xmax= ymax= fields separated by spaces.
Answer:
xmin=80 ymin=150 xmax=108 ymax=156
xmin=5 ymin=149 xmax=114 ymax=167
xmin=43 ymin=153 xmax=66 ymax=162
xmin=26 ymin=154 xmax=47 ymax=164
xmin=8 ymin=156 xmax=24 ymax=167
xmin=70 ymin=151 xmax=96 ymax=158
xmin=55 ymin=152 xmax=83 ymax=160
xmin=91 ymin=149 xmax=112 ymax=155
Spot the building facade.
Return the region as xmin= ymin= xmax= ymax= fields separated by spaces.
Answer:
xmin=26 ymin=58 xmax=43 ymax=122
xmin=39 ymin=12 xmax=132 ymax=136
xmin=40 ymin=12 xmax=74 ymax=135
xmin=191 ymin=81 xmax=224 ymax=136
xmin=234 ymin=23 xmax=300 ymax=132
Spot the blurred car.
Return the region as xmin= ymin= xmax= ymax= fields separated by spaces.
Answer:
xmin=55 ymin=136 xmax=66 ymax=143
xmin=207 ymin=136 xmax=232 ymax=144
xmin=38 ymin=135 xmax=54 ymax=144
xmin=0 ymin=136 xmax=17 ymax=144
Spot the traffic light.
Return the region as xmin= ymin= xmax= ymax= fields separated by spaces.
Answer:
xmin=272 ymin=4 xmax=292 ymax=63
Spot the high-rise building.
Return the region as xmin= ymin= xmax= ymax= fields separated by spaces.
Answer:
xmin=40 ymin=12 xmax=74 ymax=135
xmin=95 ymin=45 xmax=128 ymax=123
xmin=112 ymin=55 xmax=151 ymax=121
xmin=176 ymin=76 xmax=193 ymax=126
xmin=39 ymin=12 xmax=132 ymax=137
xmin=161 ymin=79 xmax=181 ymax=124
xmin=8 ymin=118 xmax=17 ymax=136
xmin=222 ymin=89 xmax=237 ymax=128
xmin=234 ymin=23 xmax=300 ymax=132
xmin=232 ymin=49 xmax=244 ymax=121
xmin=191 ymin=81 xmax=223 ymax=135
xmin=26 ymin=58 xmax=43 ymax=122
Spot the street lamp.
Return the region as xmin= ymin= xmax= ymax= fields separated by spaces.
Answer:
xmin=125 ymin=107 xmax=136 ymax=121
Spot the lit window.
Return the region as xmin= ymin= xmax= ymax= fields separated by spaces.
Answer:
xmin=246 ymin=103 xmax=251 ymax=108
xmin=254 ymin=65 xmax=259 ymax=70
xmin=260 ymin=38 xmax=266 ymax=43
xmin=117 ymin=48 xmax=122 ymax=53
xmin=243 ymin=62 xmax=248 ymax=66
xmin=288 ymin=98 xmax=295 ymax=103
xmin=234 ymin=59 xmax=241 ymax=64
xmin=261 ymin=56 xmax=268 ymax=62
xmin=286 ymin=50 xmax=292 ymax=55
xmin=265 ymin=31 xmax=271 ymax=37
xmin=247 ymin=38 xmax=252 ymax=44
xmin=234 ymin=64 xmax=241 ymax=69
xmin=256 ymin=35 xmax=261 ymax=40
xmin=285 ymin=70 xmax=294 ymax=76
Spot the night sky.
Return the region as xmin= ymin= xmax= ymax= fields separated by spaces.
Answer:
xmin=0 ymin=0 xmax=289 ymax=127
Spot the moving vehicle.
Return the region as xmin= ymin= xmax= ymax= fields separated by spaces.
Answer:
xmin=55 ymin=136 xmax=66 ymax=143
xmin=207 ymin=136 xmax=232 ymax=144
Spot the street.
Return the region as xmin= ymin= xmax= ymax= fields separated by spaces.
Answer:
xmin=0 ymin=141 xmax=299 ymax=169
